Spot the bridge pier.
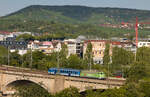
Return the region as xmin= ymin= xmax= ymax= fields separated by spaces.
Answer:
xmin=52 ymin=75 xmax=65 ymax=93
xmin=0 ymin=72 xmax=5 ymax=96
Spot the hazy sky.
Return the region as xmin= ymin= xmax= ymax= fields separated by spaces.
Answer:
xmin=0 ymin=0 xmax=150 ymax=16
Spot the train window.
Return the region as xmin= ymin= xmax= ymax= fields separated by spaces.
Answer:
xmin=60 ymin=70 xmax=62 ymax=73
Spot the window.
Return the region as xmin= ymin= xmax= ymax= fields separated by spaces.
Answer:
xmin=99 ymin=51 xmax=101 ymax=54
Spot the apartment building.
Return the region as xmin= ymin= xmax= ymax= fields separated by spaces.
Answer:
xmin=83 ymin=40 xmax=136 ymax=64
xmin=83 ymin=40 xmax=110 ymax=64
xmin=64 ymin=39 xmax=83 ymax=57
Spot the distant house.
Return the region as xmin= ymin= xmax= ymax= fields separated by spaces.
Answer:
xmin=27 ymin=40 xmax=62 ymax=54
xmin=0 ymin=41 xmax=28 ymax=55
xmin=52 ymin=40 xmax=62 ymax=52
xmin=138 ymin=41 xmax=150 ymax=48
xmin=0 ymin=35 xmax=4 ymax=41
xmin=39 ymin=41 xmax=54 ymax=54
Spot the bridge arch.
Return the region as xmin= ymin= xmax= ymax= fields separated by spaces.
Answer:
xmin=4 ymin=78 xmax=49 ymax=92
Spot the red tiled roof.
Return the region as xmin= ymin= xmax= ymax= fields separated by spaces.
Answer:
xmin=42 ymin=41 xmax=52 ymax=45
xmin=84 ymin=40 xmax=111 ymax=43
xmin=0 ymin=31 xmax=12 ymax=34
xmin=111 ymin=41 xmax=121 ymax=45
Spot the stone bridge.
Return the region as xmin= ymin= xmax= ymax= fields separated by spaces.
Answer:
xmin=0 ymin=66 xmax=125 ymax=96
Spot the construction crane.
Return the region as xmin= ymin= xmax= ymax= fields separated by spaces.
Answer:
xmin=122 ymin=17 xmax=150 ymax=47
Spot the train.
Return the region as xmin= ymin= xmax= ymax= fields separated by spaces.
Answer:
xmin=48 ymin=68 xmax=106 ymax=79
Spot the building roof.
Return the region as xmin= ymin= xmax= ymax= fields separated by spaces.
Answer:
xmin=84 ymin=40 xmax=111 ymax=44
xmin=42 ymin=41 xmax=52 ymax=46
xmin=0 ymin=31 xmax=12 ymax=35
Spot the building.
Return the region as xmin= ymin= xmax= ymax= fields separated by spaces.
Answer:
xmin=138 ymin=41 xmax=150 ymax=48
xmin=0 ymin=41 xmax=28 ymax=55
xmin=0 ymin=35 xmax=4 ymax=41
xmin=83 ymin=40 xmax=110 ymax=64
xmin=64 ymin=39 xmax=83 ymax=57
xmin=27 ymin=40 xmax=62 ymax=54
xmin=83 ymin=40 xmax=136 ymax=64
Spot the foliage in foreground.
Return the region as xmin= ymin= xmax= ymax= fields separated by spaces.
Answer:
xmin=14 ymin=80 xmax=150 ymax=97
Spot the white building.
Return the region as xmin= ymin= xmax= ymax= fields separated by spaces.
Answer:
xmin=138 ymin=41 xmax=150 ymax=48
xmin=64 ymin=39 xmax=83 ymax=57
xmin=0 ymin=34 xmax=4 ymax=41
xmin=27 ymin=40 xmax=62 ymax=54
xmin=64 ymin=39 xmax=77 ymax=57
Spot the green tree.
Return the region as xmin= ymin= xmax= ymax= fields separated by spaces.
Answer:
xmin=136 ymin=47 xmax=150 ymax=64
xmin=16 ymin=34 xmax=34 ymax=41
xmin=84 ymin=42 xmax=93 ymax=70
xmin=128 ymin=61 xmax=148 ymax=82
xmin=55 ymin=87 xmax=80 ymax=97
xmin=0 ymin=46 xmax=8 ymax=65
xmin=122 ymin=83 xmax=144 ymax=97
xmin=32 ymin=50 xmax=46 ymax=69
xmin=59 ymin=43 xmax=68 ymax=67
xmin=112 ymin=47 xmax=134 ymax=66
xmin=103 ymin=43 xmax=110 ymax=65
xmin=66 ymin=54 xmax=82 ymax=69
xmin=100 ymin=88 xmax=126 ymax=97
xmin=14 ymin=83 xmax=51 ymax=97
xmin=139 ymin=80 xmax=150 ymax=97
xmin=85 ymin=89 xmax=104 ymax=97
xmin=10 ymin=51 xmax=22 ymax=67
xmin=22 ymin=51 xmax=31 ymax=68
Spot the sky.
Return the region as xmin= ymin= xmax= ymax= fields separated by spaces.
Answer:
xmin=0 ymin=0 xmax=150 ymax=16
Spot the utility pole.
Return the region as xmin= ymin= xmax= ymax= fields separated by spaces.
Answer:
xmin=30 ymin=32 xmax=33 ymax=69
xmin=8 ymin=46 xmax=10 ymax=66
xmin=107 ymin=63 xmax=110 ymax=88
xmin=30 ymin=46 xmax=32 ymax=69
xmin=57 ymin=51 xmax=60 ymax=74
xmin=107 ymin=50 xmax=112 ymax=89
xmin=135 ymin=17 xmax=138 ymax=47
xmin=89 ymin=51 xmax=92 ymax=71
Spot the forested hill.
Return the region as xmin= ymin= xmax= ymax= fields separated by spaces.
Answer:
xmin=2 ymin=5 xmax=150 ymax=24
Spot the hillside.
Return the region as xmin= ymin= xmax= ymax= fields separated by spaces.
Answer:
xmin=2 ymin=5 xmax=150 ymax=24
xmin=1 ymin=5 xmax=150 ymax=39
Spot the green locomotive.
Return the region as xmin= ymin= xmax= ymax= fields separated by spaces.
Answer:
xmin=80 ymin=71 xmax=106 ymax=79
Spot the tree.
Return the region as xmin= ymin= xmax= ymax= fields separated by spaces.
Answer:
xmin=100 ymin=88 xmax=126 ymax=97
xmin=22 ymin=51 xmax=31 ymax=68
xmin=58 ymin=43 xmax=68 ymax=67
xmin=0 ymin=46 xmax=8 ymax=65
xmin=55 ymin=87 xmax=80 ymax=97
xmin=67 ymin=54 xmax=82 ymax=69
xmin=112 ymin=47 xmax=134 ymax=66
xmin=128 ymin=61 xmax=148 ymax=82
xmin=16 ymin=34 xmax=34 ymax=41
xmin=122 ymin=83 xmax=144 ymax=97
xmin=85 ymin=89 xmax=104 ymax=97
xmin=32 ymin=51 xmax=46 ymax=69
xmin=10 ymin=51 xmax=22 ymax=67
xmin=14 ymin=83 xmax=51 ymax=97
xmin=136 ymin=47 xmax=150 ymax=64
xmin=103 ymin=43 xmax=110 ymax=65
xmin=139 ymin=80 xmax=150 ymax=97
xmin=84 ymin=42 xmax=93 ymax=70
